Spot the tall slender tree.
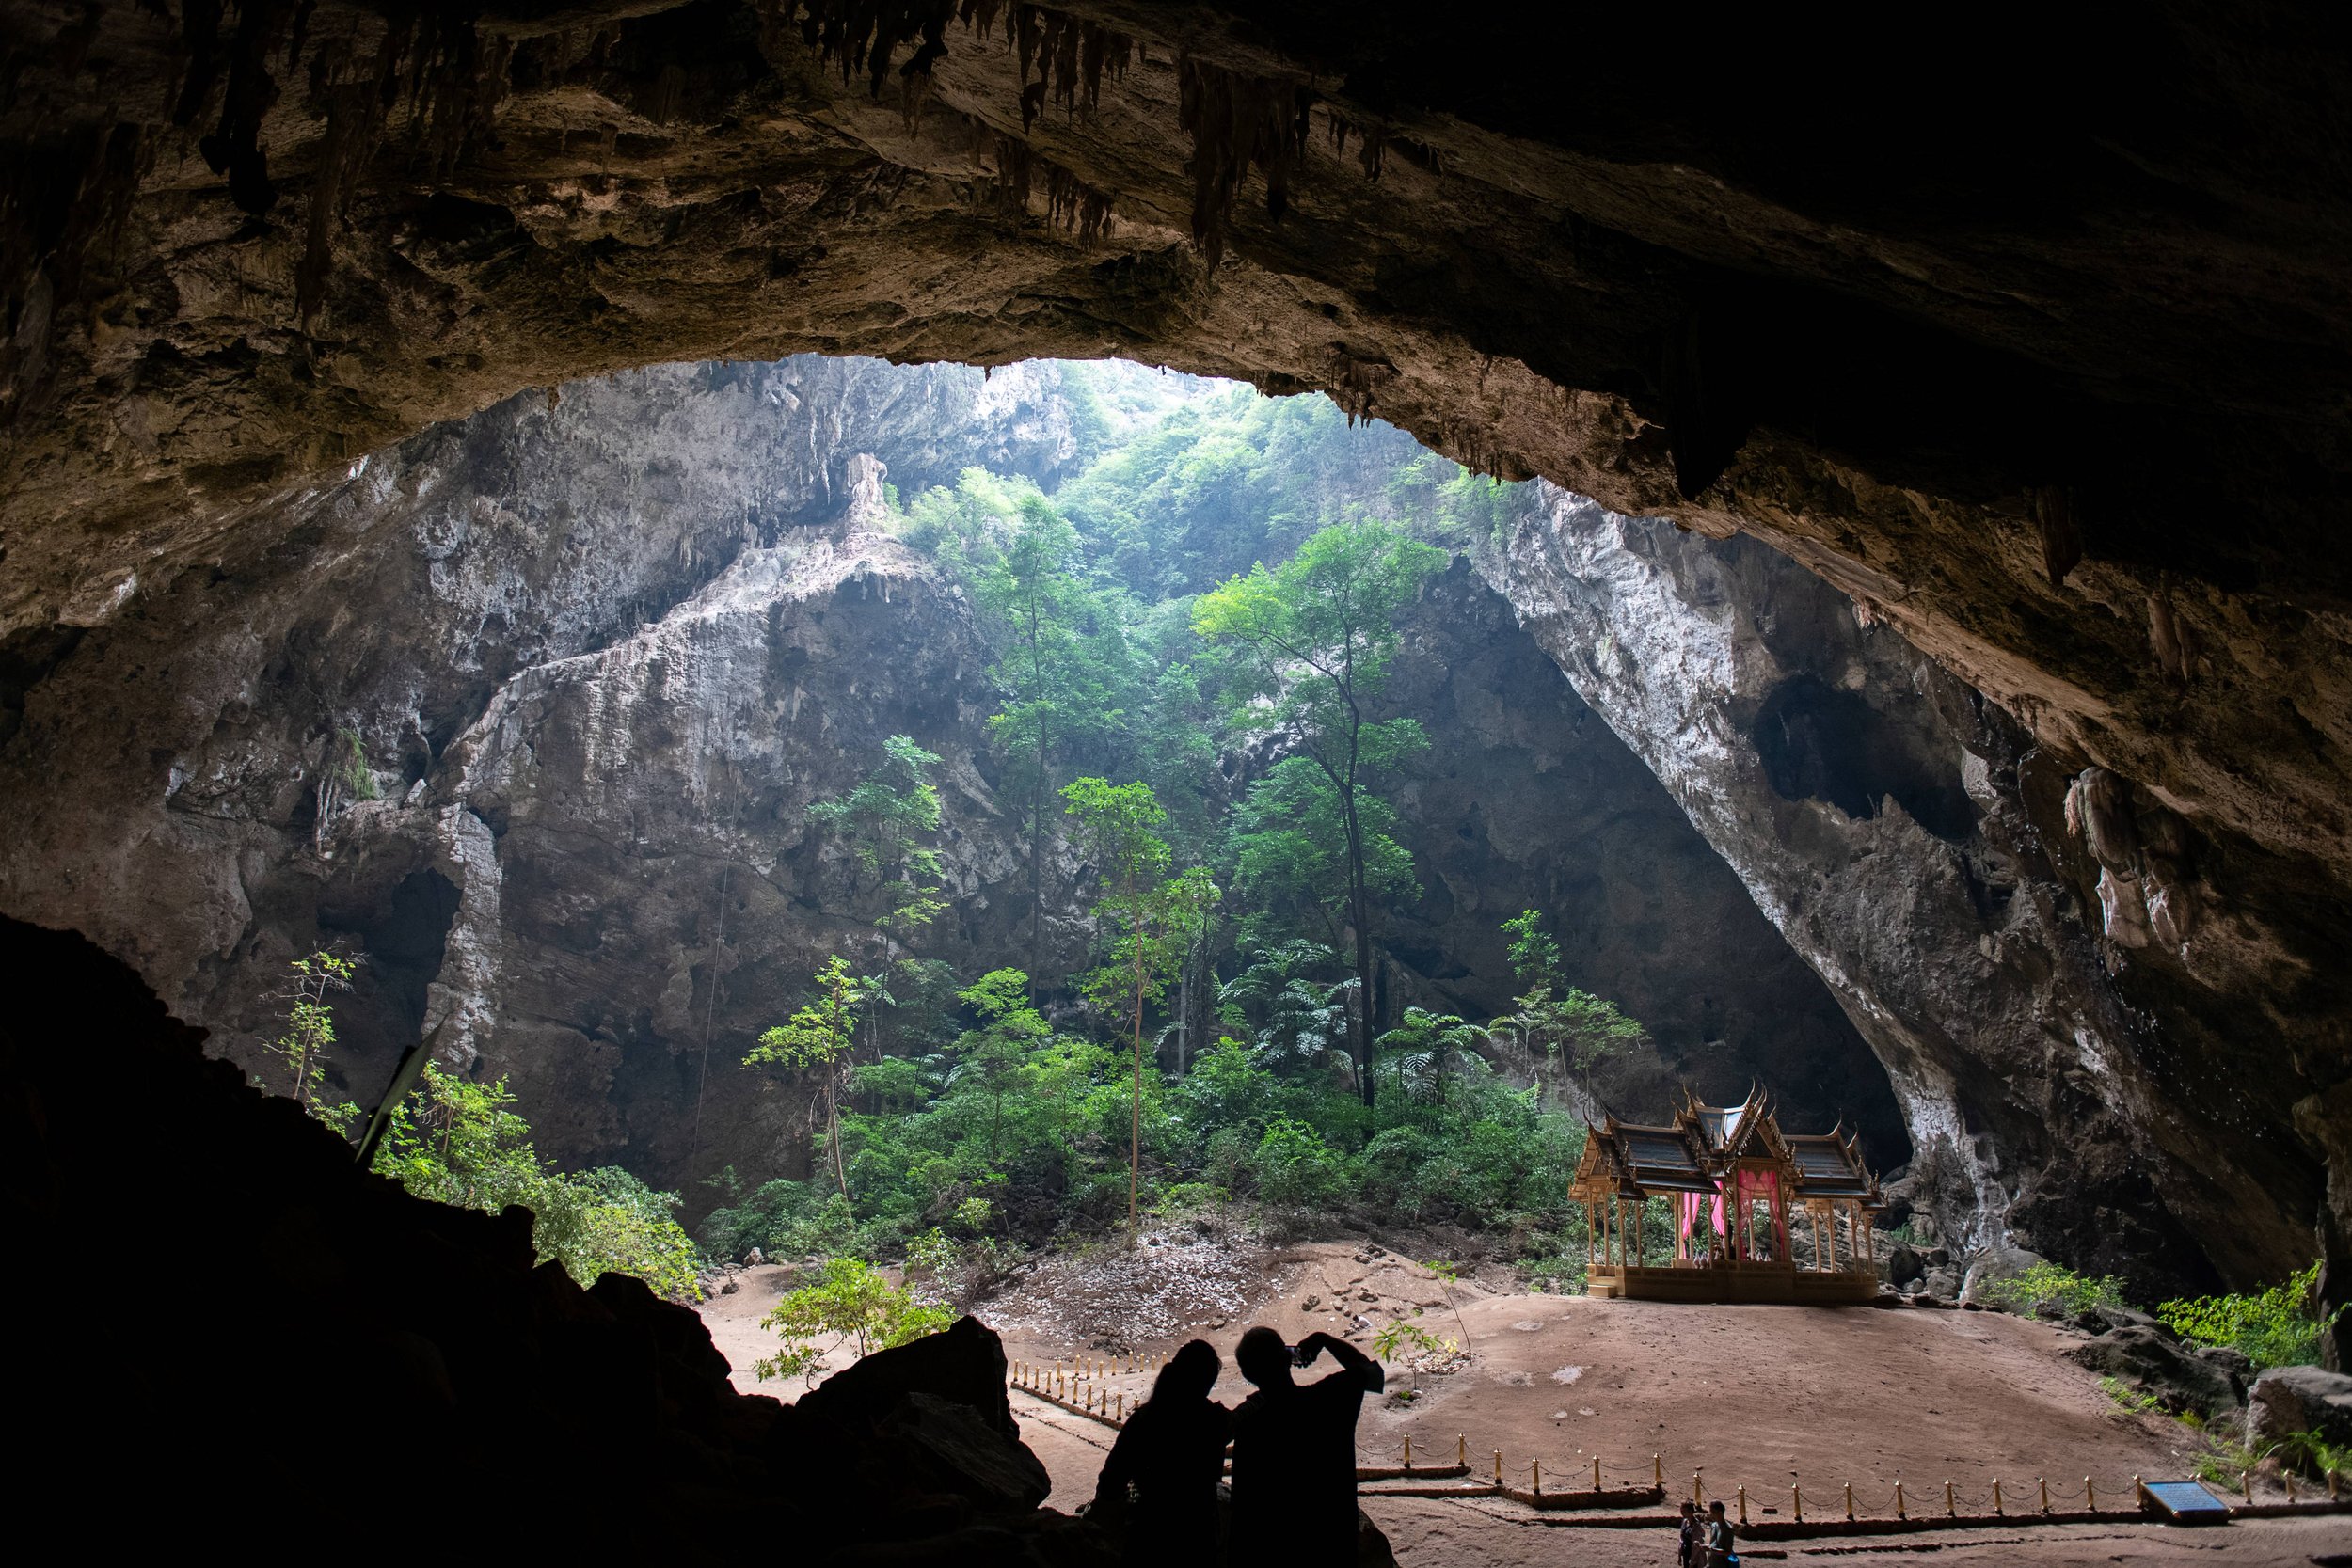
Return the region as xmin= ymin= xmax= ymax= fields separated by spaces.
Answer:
xmin=744 ymin=956 xmax=869 ymax=1208
xmin=1194 ymin=520 xmax=1447 ymax=1105
xmin=977 ymin=498 xmax=1099 ymax=989
xmin=1062 ymin=777 xmax=1217 ymax=1227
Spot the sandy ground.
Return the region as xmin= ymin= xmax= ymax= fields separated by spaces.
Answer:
xmin=696 ymin=1238 xmax=2346 ymax=1567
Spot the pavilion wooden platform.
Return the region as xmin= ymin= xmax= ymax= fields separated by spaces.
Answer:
xmin=1587 ymin=1260 xmax=1883 ymax=1304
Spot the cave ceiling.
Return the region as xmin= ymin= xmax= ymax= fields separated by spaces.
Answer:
xmin=4 ymin=6 xmax=2349 ymax=1117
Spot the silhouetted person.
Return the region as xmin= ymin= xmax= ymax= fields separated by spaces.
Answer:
xmin=1089 ymin=1339 xmax=1232 ymax=1567
xmin=1677 ymin=1499 xmax=1702 ymax=1567
xmin=1227 ymin=1326 xmax=1384 ymax=1568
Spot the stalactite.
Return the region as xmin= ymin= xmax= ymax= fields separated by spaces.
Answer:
xmin=2033 ymin=486 xmax=2082 ymax=587
xmin=1176 ymin=53 xmax=1313 ymax=267
xmin=1328 ymin=349 xmax=1397 ymax=427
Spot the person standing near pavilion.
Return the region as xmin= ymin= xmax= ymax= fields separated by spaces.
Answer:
xmin=1227 ymin=1326 xmax=1385 ymax=1567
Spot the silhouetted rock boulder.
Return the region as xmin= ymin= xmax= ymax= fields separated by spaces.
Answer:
xmin=802 ymin=1314 xmax=1020 ymax=1440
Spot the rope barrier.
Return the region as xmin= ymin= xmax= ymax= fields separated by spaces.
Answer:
xmin=1005 ymin=1358 xmax=2351 ymax=1530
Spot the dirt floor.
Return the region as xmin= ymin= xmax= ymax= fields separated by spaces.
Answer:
xmin=696 ymin=1235 xmax=2347 ymax=1567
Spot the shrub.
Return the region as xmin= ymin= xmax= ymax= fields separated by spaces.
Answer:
xmin=754 ymin=1258 xmax=955 ymax=1385
xmin=1979 ymin=1261 xmax=2128 ymax=1316
xmin=1250 ymin=1117 xmax=1352 ymax=1209
xmin=373 ymin=1066 xmax=701 ymax=1298
xmin=2158 ymin=1260 xmax=2341 ymax=1370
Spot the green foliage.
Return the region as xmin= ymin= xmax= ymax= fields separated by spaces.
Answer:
xmin=752 ymin=1258 xmax=954 ymax=1385
xmin=1196 ymin=518 xmax=1448 ymax=1101
xmin=270 ymin=949 xmax=357 ymax=1113
xmin=1219 ymin=941 xmax=1352 ymax=1071
xmin=810 ymin=736 xmax=948 ymax=942
xmin=2280 ymin=1429 xmax=2351 ymax=1481
xmin=1979 ymin=1261 xmax=2129 ymax=1316
xmin=1490 ymin=911 xmax=1647 ymax=1097
xmin=1375 ymin=1008 xmax=1490 ymax=1106
xmin=373 ymin=1064 xmax=701 ymax=1299
xmin=746 ymin=956 xmax=871 ymax=1204
xmin=2188 ymin=1428 xmax=2276 ymax=1492
xmin=2099 ymin=1374 xmax=2168 ymax=1416
xmin=703 ymin=970 xmax=1591 ymax=1271
xmin=1250 ymin=1117 xmax=1352 ymax=1209
xmin=1502 ymin=910 xmax=1561 ymax=991
xmin=2158 ymin=1260 xmax=2340 ymax=1370
xmin=334 ymin=728 xmax=378 ymax=800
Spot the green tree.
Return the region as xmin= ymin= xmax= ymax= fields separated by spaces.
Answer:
xmin=1062 ymin=778 xmax=1218 ymax=1228
xmin=752 ymin=1257 xmax=954 ymax=1385
xmin=1376 ymin=1008 xmax=1491 ymax=1108
xmin=269 ymin=949 xmax=358 ymax=1120
xmin=976 ymin=494 xmax=1108 ymax=989
xmin=950 ymin=968 xmax=1054 ymax=1164
xmin=746 ymin=956 xmax=871 ymax=1207
xmin=811 ymin=736 xmax=949 ymax=947
xmin=1494 ymin=910 xmax=1646 ymax=1101
xmin=1194 ymin=519 xmax=1448 ymax=1104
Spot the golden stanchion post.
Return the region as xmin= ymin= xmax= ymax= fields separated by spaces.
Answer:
xmin=2329 ymin=1467 xmax=2340 ymax=1502
xmin=1895 ymin=1480 xmax=1905 ymax=1521
xmin=1117 ymin=1391 xmax=1124 ymax=1420
xmin=1792 ymin=1483 xmax=1802 ymax=1524
xmin=1493 ymin=1451 xmax=1502 ymax=1488
xmin=1844 ymin=1481 xmax=1855 ymax=1522
xmin=2038 ymin=1477 xmax=2049 ymax=1514
xmin=2284 ymin=1468 xmax=2296 ymax=1504
xmin=1533 ymin=1460 xmax=1542 ymax=1497
xmin=1944 ymin=1479 xmax=1954 ymax=1518
xmin=1593 ymin=1455 xmax=1602 ymax=1492
xmin=1403 ymin=1435 xmax=1412 ymax=1471
xmin=1993 ymin=1479 xmax=2003 ymax=1517
xmin=1737 ymin=1485 xmax=1747 ymax=1526
xmin=1694 ymin=1473 xmax=1705 ymax=1509
xmin=1457 ymin=1435 xmax=1467 ymax=1470
xmin=2085 ymin=1477 xmax=2096 ymax=1513
xmin=2242 ymin=1469 xmax=2254 ymax=1505
xmin=1653 ymin=1454 xmax=1662 ymax=1491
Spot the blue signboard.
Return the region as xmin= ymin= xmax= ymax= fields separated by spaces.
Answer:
xmin=2141 ymin=1481 xmax=2231 ymax=1525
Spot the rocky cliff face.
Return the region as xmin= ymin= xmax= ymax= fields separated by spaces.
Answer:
xmin=1476 ymin=489 xmax=2326 ymax=1296
xmin=0 ymin=356 xmax=1096 ymax=1190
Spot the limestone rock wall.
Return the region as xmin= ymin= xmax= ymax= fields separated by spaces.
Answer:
xmin=1475 ymin=489 xmax=2322 ymax=1295
xmin=0 ymin=356 xmax=1091 ymax=1191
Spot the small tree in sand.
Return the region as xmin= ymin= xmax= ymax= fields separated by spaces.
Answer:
xmin=754 ymin=1258 xmax=953 ymax=1385
xmin=746 ymin=957 xmax=871 ymax=1210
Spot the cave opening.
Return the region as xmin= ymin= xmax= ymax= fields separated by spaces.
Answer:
xmin=8 ymin=3 xmax=2352 ymax=1540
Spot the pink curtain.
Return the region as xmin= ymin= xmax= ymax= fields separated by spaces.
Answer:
xmin=1737 ymin=1168 xmax=1788 ymax=1258
xmin=1677 ymin=1189 xmax=1727 ymax=1243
